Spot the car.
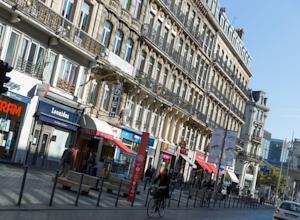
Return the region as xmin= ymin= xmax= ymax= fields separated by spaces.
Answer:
xmin=273 ymin=200 xmax=300 ymax=220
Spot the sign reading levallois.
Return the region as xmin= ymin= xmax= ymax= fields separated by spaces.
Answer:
xmin=37 ymin=101 xmax=81 ymax=129
xmin=127 ymin=132 xmax=149 ymax=202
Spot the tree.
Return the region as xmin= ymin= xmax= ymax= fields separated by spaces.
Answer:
xmin=257 ymin=166 xmax=287 ymax=193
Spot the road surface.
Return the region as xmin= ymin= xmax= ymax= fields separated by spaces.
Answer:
xmin=0 ymin=207 xmax=273 ymax=220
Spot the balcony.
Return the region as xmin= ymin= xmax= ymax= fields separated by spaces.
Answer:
xmin=6 ymin=0 xmax=103 ymax=59
xmin=237 ymin=151 xmax=262 ymax=162
xmin=56 ymin=78 xmax=76 ymax=94
xmin=109 ymin=0 xmax=121 ymax=15
xmin=15 ymin=57 xmax=43 ymax=79
xmin=252 ymin=135 xmax=262 ymax=144
xmin=121 ymin=8 xmax=132 ymax=26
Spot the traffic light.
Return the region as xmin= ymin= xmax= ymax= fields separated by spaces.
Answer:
xmin=0 ymin=60 xmax=12 ymax=94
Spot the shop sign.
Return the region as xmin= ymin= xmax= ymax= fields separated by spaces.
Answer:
xmin=0 ymin=99 xmax=22 ymax=117
xmin=109 ymin=84 xmax=122 ymax=117
xmin=128 ymin=132 xmax=149 ymax=202
xmin=161 ymin=142 xmax=176 ymax=155
xmin=38 ymin=101 xmax=81 ymax=124
xmin=121 ymin=129 xmax=155 ymax=146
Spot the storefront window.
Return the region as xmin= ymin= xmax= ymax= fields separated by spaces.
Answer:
xmin=0 ymin=96 xmax=26 ymax=161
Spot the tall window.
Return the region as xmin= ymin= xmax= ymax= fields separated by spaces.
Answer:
xmin=88 ymin=80 xmax=99 ymax=105
xmin=78 ymin=1 xmax=91 ymax=32
xmin=62 ymin=0 xmax=74 ymax=20
xmin=185 ymin=3 xmax=190 ymax=23
xmin=137 ymin=50 xmax=146 ymax=73
xmin=122 ymin=0 xmax=131 ymax=10
xmin=5 ymin=31 xmax=19 ymax=66
xmin=124 ymin=38 xmax=133 ymax=62
xmin=170 ymin=75 xmax=176 ymax=91
xmin=148 ymin=56 xmax=155 ymax=77
xmin=57 ymin=58 xmax=79 ymax=94
xmin=100 ymin=20 xmax=113 ymax=48
xmin=101 ymin=83 xmax=112 ymax=111
xmin=43 ymin=51 xmax=57 ymax=84
xmin=156 ymin=20 xmax=162 ymax=36
xmin=148 ymin=12 xmax=155 ymax=30
xmin=134 ymin=0 xmax=143 ymax=19
xmin=163 ymin=27 xmax=169 ymax=48
xmin=113 ymin=30 xmax=124 ymax=55
xmin=155 ymin=63 xmax=162 ymax=82
xmin=169 ymin=34 xmax=175 ymax=52
xmin=162 ymin=68 xmax=168 ymax=87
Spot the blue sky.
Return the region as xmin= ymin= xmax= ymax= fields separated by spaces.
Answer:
xmin=220 ymin=0 xmax=300 ymax=140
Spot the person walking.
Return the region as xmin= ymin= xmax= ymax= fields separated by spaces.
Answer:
xmin=144 ymin=165 xmax=154 ymax=190
xmin=59 ymin=144 xmax=74 ymax=177
xmin=86 ymin=152 xmax=96 ymax=176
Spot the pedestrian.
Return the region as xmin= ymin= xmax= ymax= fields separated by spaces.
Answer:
xmin=144 ymin=165 xmax=154 ymax=190
xmin=59 ymin=144 xmax=74 ymax=177
xmin=86 ymin=152 xmax=96 ymax=176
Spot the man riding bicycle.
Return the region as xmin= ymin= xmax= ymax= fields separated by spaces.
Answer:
xmin=153 ymin=167 xmax=171 ymax=202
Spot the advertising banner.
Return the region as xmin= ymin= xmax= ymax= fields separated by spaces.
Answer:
xmin=222 ymin=131 xmax=238 ymax=167
xmin=127 ymin=132 xmax=149 ymax=202
xmin=208 ymin=128 xmax=225 ymax=164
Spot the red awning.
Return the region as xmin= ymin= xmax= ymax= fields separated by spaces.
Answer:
xmin=112 ymin=139 xmax=135 ymax=155
xmin=207 ymin=163 xmax=222 ymax=176
xmin=195 ymin=156 xmax=212 ymax=173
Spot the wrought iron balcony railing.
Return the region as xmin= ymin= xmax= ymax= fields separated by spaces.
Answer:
xmin=15 ymin=57 xmax=44 ymax=79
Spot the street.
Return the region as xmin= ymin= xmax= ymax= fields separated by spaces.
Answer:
xmin=0 ymin=208 xmax=273 ymax=220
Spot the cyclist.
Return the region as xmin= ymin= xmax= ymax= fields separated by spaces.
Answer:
xmin=153 ymin=167 xmax=171 ymax=202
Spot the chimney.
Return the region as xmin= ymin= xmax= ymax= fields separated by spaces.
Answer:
xmin=236 ymin=28 xmax=244 ymax=40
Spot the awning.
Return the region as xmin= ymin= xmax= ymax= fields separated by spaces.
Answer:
xmin=195 ymin=156 xmax=212 ymax=172
xmin=207 ymin=163 xmax=223 ymax=176
xmin=227 ymin=170 xmax=239 ymax=183
xmin=180 ymin=154 xmax=197 ymax=169
xmin=80 ymin=115 xmax=134 ymax=155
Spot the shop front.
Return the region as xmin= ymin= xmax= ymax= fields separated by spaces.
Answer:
xmin=119 ymin=127 xmax=156 ymax=172
xmin=27 ymin=99 xmax=81 ymax=169
xmin=79 ymin=115 xmax=135 ymax=178
xmin=158 ymin=141 xmax=177 ymax=172
xmin=0 ymin=94 xmax=29 ymax=162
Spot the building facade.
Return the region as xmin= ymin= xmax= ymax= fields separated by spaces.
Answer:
xmin=235 ymin=90 xmax=269 ymax=194
xmin=261 ymin=130 xmax=271 ymax=160
xmin=0 ymin=0 xmax=253 ymax=181
xmin=267 ymin=139 xmax=289 ymax=166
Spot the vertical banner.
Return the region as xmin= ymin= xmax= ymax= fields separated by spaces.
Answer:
xmin=208 ymin=128 xmax=225 ymax=164
xmin=127 ymin=132 xmax=149 ymax=202
xmin=109 ymin=83 xmax=123 ymax=117
xmin=222 ymin=131 xmax=238 ymax=166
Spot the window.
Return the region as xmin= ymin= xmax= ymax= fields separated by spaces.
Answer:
xmin=5 ymin=31 xmax=19 ymax=66
xmin=101 ymin=83 xmax=112 ymax=111
xmin=151 ymin=114 xmax=158 ymax=134
xmin=163 ymin=27 xmax=169 ymax=49
xmin=162 ymin=68 xmax=168 ymax=87
xmin=148 ymin=12 xmax=155 ymax=30
xmin=124 ymin=100 xmax=134 ymax=124
xmin=156 ymin=20 xmax=162 ymax=36
xmin=182 ymin=83 xmax=187 ymax=99
xmin=78 ymin=1 xmax=91 ymax=32
xmin=185 ymin=3 xmax=190 ymax=23
xmin=135 ymin=105 xmax=143 ymax=127
xmin=169 ymin=34 xmax=175 ymax=52
xmin=100 ymin=20 xmax=113 ymax=48
xmin=57 ymin=58 xmax=79 ymax=94
xmin=137 ymin=50 xmax=147 ymax=73
xmin=134 ymin=0 xmax=143 ymax=19
xmin=176 ymin=79 xmax=182 ymax=95
xmin=88 ymin=80 xmax=99 ymax=105
xmin=62 ymin=0 xmax=74 ymax=20
xmin=122 ymin=0 xmax=131 ymax=10
xmin=124 ymin=38 xmax=133 ymax=62
xmin=76 ymin=69 xmax=88 ymax=99
xmin=0 ymin=24 xmax=5 ymax=54
xmin=113 ymin=30 xmax=124 ymax=55
xmin=155 ymin=63 xmax=162 ymax=82
xmin=43 ymin=51 xmax=57 ymax=84
xmin=170 ymin=75 xmax=176 ymax=91
xmin=148 ymin=56 xmax=155 ymax=77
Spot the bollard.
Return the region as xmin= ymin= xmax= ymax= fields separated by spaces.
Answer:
xmin=228 ymin=196 xmax=231 ymax=208
xmin=186 ymin=185 xmax=191 ymax=208
xmin=17 ymin=166 xmax=28 ymax=206
xmin=237 ymin=196 xmax=240 ymax=208
xmin=49 ymin=170 xmax=59 ymax=206
xmin=131 ymin=182 xmax=138 ymax=207
xmin=75 ymin=173 xmax=84 ymax=206
xmin=96 ymin=177 xmax=104 ymax=207
xmin=200 ymin=191 xmax=205 ymax=208
xmin=193 ymin=189 xmax=198 ymax=208
xmin=145 ymin=187 xmax=151 ymax=207
xmin=224 ymin=196 xmax=227 ymax=208
xmin=207 ymin=191 xmax=211 ymax=208
xmin=232 ymin=197 xmax=236 ymax=208
xmin=177 ymin=187 xmax=183 ymax=208
xmin=115 ymin=180 xmax=123 ymax=207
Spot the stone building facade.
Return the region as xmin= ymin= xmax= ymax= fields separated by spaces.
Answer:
xmin=0 ymin=0 xmax=253 ymax=181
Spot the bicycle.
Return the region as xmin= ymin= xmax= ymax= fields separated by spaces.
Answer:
xmin=147 ymin=185 xmax=167 ymax=218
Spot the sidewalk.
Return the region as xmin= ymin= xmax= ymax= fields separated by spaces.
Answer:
xmin=0 ymin=164 xmax=273 ymax=210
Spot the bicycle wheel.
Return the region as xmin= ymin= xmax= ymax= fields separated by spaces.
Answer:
xmin=147 ymin=198 xmax=158 ymax=218
xmin=158 ymin=199 xmax=166 ymax=217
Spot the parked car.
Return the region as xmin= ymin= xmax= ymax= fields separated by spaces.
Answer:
xmin=273 ymin=200 xmax=300 ymax=220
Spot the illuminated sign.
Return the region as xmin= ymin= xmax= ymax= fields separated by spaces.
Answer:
xmin=0 ymin=100 xmax=22 ymax=117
